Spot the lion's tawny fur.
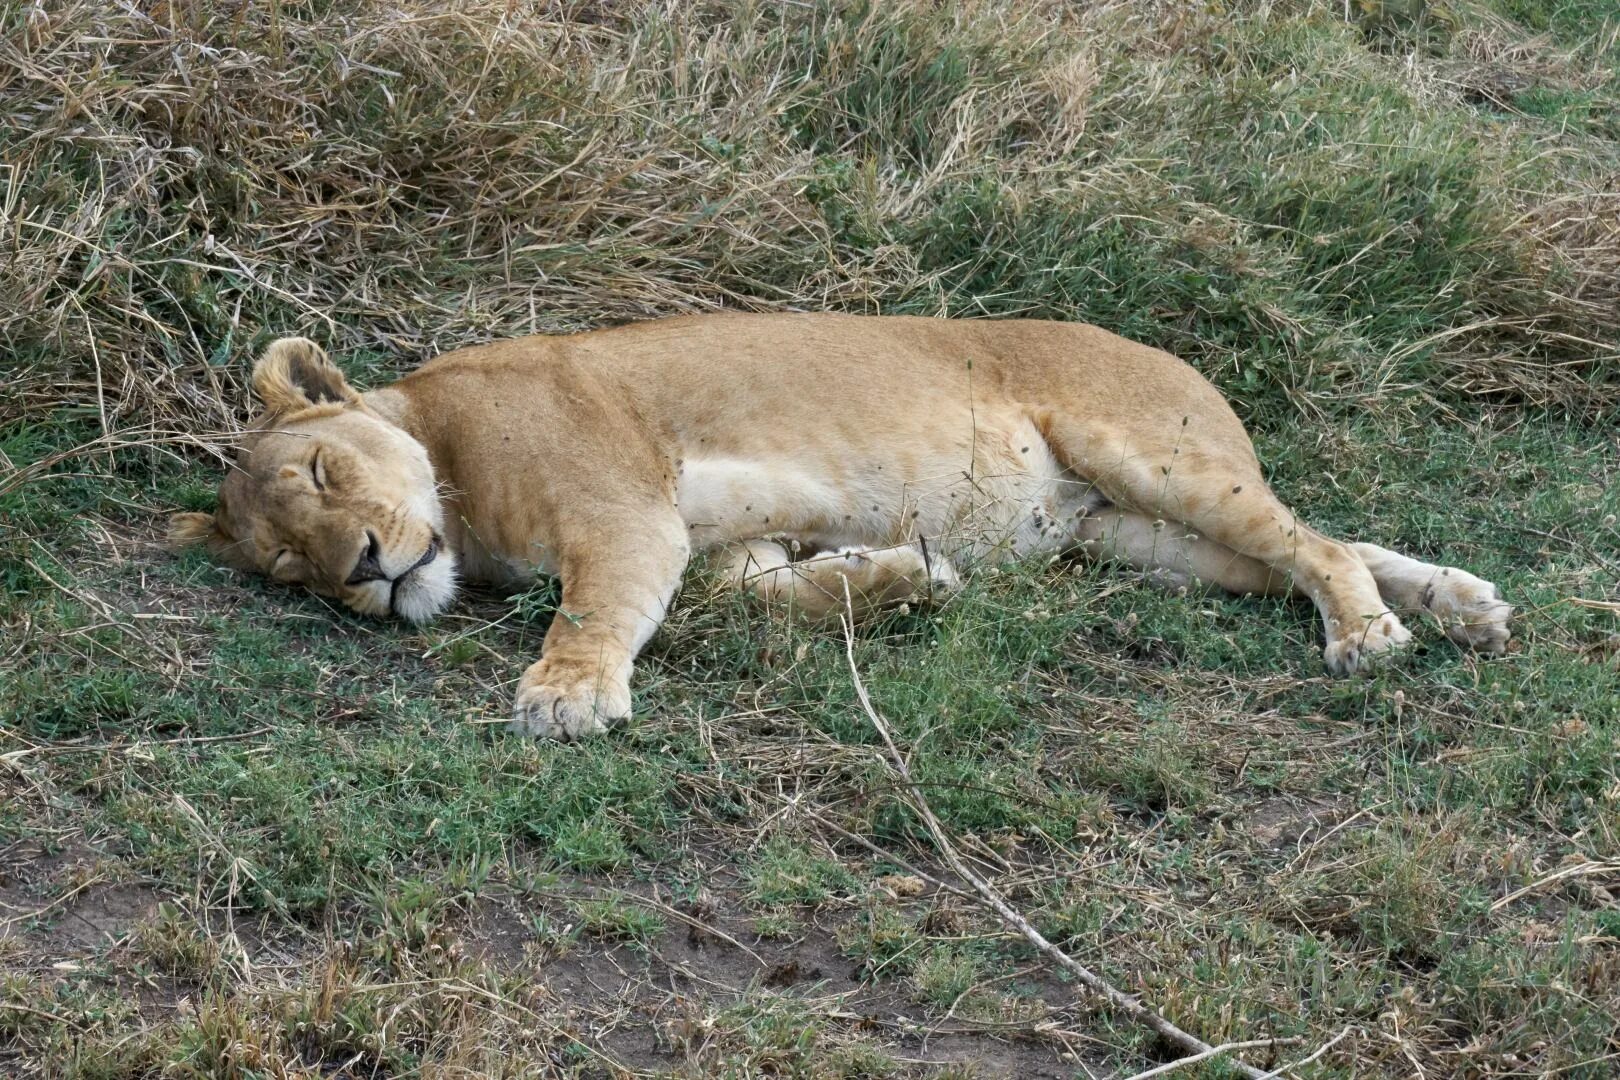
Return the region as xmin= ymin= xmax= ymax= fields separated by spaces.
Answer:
xmin=173 ymin=313 xmax=1512 ymax=739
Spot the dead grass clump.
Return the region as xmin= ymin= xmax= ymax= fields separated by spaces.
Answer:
xmin=3 ymin=0 xmax=1616 ymax=466
xmin=1413 ymin=175 xmax=1620 ymax=406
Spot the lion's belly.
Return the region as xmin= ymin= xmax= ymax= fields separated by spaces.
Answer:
xmin=675 ymin=414 xmax=1103 ymax=565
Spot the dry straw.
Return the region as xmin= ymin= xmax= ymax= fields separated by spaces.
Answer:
xmin=3 ymin=0 xmax=1614 ymax=464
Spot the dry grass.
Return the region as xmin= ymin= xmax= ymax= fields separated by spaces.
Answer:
xmin=3 ymin=0 xmax=1617 ymax=442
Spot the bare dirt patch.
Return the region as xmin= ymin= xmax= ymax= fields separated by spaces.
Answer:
xmin=457 ymin=875 xmax=1107 ymax=1077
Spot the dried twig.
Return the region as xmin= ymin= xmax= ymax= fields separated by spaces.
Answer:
xmin=1254 ymin=1026 xmax=1355 ymax=1079
xmin=837 ymin=583 xmax=1277 ymax=1080
xmin=0 ymin=1002 xmax=83 ymax=1029
xmin=527 ymin=887 xmax=765 ymax=966
xmin=1491 ymin=861 xmax=1620 ymax=913
xmin=0 ymin=874 xmax=107 ymax=931
xmin=0 ymin=726 xmax=275 ymax=768
xmin=1120 ymin=1038 xmax=1282 ymax=1080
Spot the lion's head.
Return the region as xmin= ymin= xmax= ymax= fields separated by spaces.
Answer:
xmin=169 ymin=338 xmax=458 ymax=623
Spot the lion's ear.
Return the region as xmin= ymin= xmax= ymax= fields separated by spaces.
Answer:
xmin=251 ymin=337 xmax=357 ymax=415
xmin=168 ymin=511 xmax=258 ymax=572
xmin=167 ymin=512 xmax=218 ymax=547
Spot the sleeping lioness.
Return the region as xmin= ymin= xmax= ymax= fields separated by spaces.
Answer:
xmin=171 ymin=314 xmax=1513 ymax=738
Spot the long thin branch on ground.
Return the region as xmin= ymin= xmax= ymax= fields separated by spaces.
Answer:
xmin=1490 ymin=860 xmax=1620 ymax=913
xmin=1119 ymin=1037 xmax=1281 ymax=1080
xmin=1255 ymin=1026 xmax=1355 ymax=1080
xmin=838 ymin=587 xmax=1277 ymax=1080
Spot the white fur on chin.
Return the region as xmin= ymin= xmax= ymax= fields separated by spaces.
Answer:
xmin=392 ymin=554 xmax=459 ymax=623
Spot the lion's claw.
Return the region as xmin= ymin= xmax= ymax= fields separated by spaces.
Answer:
xmin=510 ymin=665 xmax=630 ymax=740
xmin=1323 ymin=612 xmax=1411 ymax=676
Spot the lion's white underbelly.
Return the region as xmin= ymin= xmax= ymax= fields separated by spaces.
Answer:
xmin=675 ymin=414 xmax=1103 ymax=566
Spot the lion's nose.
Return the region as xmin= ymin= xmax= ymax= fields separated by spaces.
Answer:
xmin=346 ymin=530 xmax=386 ymax=585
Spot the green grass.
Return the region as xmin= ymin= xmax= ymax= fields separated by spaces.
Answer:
xmin=3 ymin=0 xmax=1620 ymax=1077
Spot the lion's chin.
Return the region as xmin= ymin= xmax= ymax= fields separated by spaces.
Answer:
xmin=341 ymin=555 xmax=459 ymax=623
xmin=391 ymin=555 xmax=459 ymax=624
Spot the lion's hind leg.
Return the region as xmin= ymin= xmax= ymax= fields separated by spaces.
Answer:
xmin=721 ymin=539 xmax=959 ymax=621
xmin=1352 ymin=543 xmax=1512 ymax=654
xmin=1041 ymin=417 xmax=1410 ymax=675
xmin=1075 ymin=509 xmax=1293 ymax=597
xmin=1144 ymin=482 xmax=1412 ymax=676
xmin=1076 ymin=518 xmax=1513 ymax=656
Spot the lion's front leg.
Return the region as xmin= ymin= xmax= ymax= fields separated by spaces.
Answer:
xmin=510 ymin=516 xmax=689 ymax=740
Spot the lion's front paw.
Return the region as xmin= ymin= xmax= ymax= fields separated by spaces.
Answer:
xmin=1424 ymin=569 xmax=1512 ymax=655
xmin=510 ymin=662 xmax=631 ymax=741
xmin=1323 ymin=611 xmax=1412 ymax=676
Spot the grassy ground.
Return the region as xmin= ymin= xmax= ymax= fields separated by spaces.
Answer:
xmin=3 ymin=1 xmax=1618 ymax=1076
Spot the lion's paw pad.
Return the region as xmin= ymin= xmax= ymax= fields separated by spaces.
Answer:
xmin=510 ymin=681 xmax=628 ymax=741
